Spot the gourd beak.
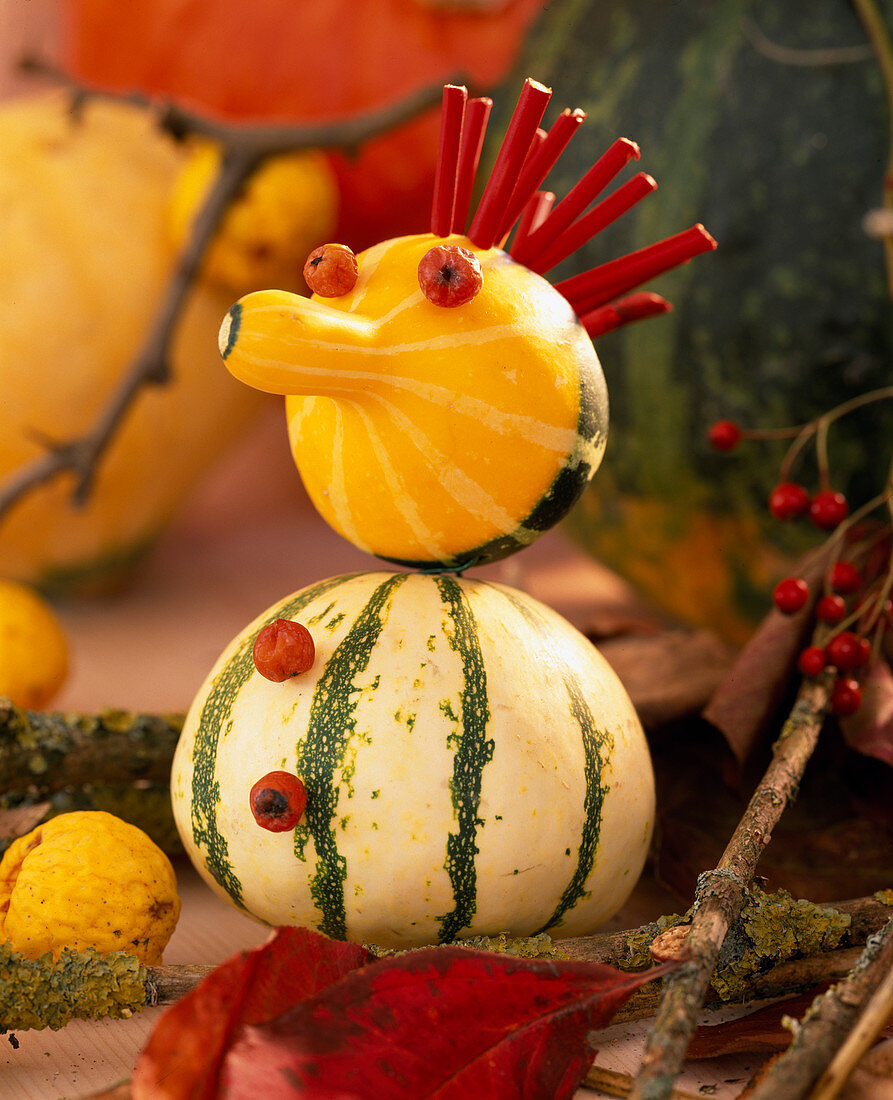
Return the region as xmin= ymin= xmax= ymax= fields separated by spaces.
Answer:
xmin=219 ymin=288 xmax=377 ymax=397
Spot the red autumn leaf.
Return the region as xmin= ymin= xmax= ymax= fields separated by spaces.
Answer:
xmin=219 ymin=947 xmax=670 ymax=1099
xmin=840 ymin=659 xmax=893 ymax=767
xmin=131 ymin=926 xmax=372 ymax=1099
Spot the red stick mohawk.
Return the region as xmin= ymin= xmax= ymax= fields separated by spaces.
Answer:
xmin=429 ymin=79 xmax=717 ymax=336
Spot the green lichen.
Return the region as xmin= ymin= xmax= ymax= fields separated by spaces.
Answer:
xmin=711 ymin=887 xmax=851 ymax=1002
xmin=873 ymin=888 xmax=893 ymax=906
xmin=0 ymin=944 xmax=147 ymax=1031
xmin=367 ymin=932 xmax=567 ymax=960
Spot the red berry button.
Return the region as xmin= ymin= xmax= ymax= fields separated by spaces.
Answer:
xmin=418 ymin=245 xmax=483 ymax=307
xmin=809 ymin=489 xmax=849 ymax=531
xmin=253 ymin=619 xmax=315 ymax=682
xmin=798 ymin=646 xmax=827 ymax=677
xmin=829 ymin=561 xmax=862 ymax=594
xmin=773 ymin=577 xmax=809 ymax=615
xmin=768 ymin=482 xmax=810 ymax=520
xmin=249 ymin=771 xmax=308 ymax=832
xmin=825 ymin=632 xmax=871 ymax=671
xmin=707 ymin=420 xmax=742 ymax=452
xmin=816 ymin=594 xmax=846 ymax=624
xmin=830 ymin=678 xmax=862 ymax=717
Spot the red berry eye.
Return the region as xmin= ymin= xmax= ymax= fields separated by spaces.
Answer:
xmin=418 ymin=245 xmax=483 ymax=307
xmin=253 ymin=619 xmax=315 ymax=682
xmin=303 ymin=243 xmax=358 ymax=297
xmin=250 ymin=771 xmax=308 ymax=832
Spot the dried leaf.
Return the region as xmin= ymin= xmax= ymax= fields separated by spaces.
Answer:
xmin=598 ymin=629 xmax=735 ymax=730
xmin=686 ymin=990 xmax=824 ymax=1058
xmin=220 ymin=947 xmax=669 ymax=1099
xmin=703 ymin=553 xmax=829 ymax=763
xmin=132 ymin=927 xmax=372 ymax=1099
xmin=841 ymin=660 xmax=893 ymax=767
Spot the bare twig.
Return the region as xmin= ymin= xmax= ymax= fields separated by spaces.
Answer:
xmin=0 ymin=63 xmax=448 ymax=525
xmin=583 ymin=1065 xmax=700 ymax=1099
xmin=746 ymin=917 xmax=893 ymax=1100
xmin=628 ymin=675 xmax=832 ymax=1100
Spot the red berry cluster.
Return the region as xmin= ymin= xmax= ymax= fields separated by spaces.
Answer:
xmin=708 ymin=391 xmax=893 ymax=726
xmin=773 ymin=562 xmax=875 ymax=715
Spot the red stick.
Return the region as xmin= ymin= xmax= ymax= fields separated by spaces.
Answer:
xmin=497 ymin=108 xmax=586 ymax=243
xmin=531 ymin=172 xmax=657 ymax=274
xmin=430 ymin=84 xmax=468 ymax=238
xmin=450 ymin=96 xmax=493 ymax=236
xmin=511 ymin=137 xmax=640 ymax=268
xmin=581 ymin=292 xmax=672 ymax=337
xmin=556 ymin=224 xmax=717 ymax=314
xmin=510 ymin=191 xmax=556 ymax=254
xmin=467 ymin=78 xmax=552 ymax=250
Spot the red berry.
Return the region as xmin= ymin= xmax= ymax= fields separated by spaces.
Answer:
xmin=816 ymin=594 xmax=846 ymax=624
xmin=707 ymin=420 xmax=742 ymax=452
xmin=768 ymin=482 xmax=810 ymax=520
xmin=798 ymin=646 xmax=827 ymax=677
xmin=253 ymin=619 xmax=315 ymax=682
xmin=809 ymin=489 xmax=849 ymax=531
xmin=829 ymin=561 xmax=862 ymax=594
xmin=773 ymin=577 xmax=810 ymax=615
xmin=303 ymin=243 xmax=359 ymax=297
xmin=418 ymin=245 xmax=483 ymax=307
xmin=830 ymin=678 xmax=862 ymax=717
xmin=249 ymin=771 xmax=307 ymax=831
xmin=825 ymin=631 xmax=871 ymax=671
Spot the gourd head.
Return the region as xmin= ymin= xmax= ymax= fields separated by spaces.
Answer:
xmin=219 ymin=231 xmax=606 ymax=569
xmin=217 ymin=79 xmax=715 ymax=569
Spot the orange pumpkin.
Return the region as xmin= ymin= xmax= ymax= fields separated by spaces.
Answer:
xmin=61 ymin=0 xmax=547 ymax=250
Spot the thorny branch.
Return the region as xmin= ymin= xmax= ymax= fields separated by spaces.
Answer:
xmin=0 ymin=60 xmax=450 ymax=525
xmin=628 ymin=675 xmax=833 ymax=1100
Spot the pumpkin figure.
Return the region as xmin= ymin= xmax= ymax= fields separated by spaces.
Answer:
xmin=171 ymin=572 xmax=655 ymax=948
xmin=173 ymin=81 xmax=713 ymax=946
xmin=221 ymin=80 xmax=716 ymax=568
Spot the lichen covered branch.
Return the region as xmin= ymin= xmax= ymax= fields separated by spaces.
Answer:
xmin=628 ymin=675 xmax=832 ymax=1100
xmin=0 ymin=698 xmax=183 ymax=794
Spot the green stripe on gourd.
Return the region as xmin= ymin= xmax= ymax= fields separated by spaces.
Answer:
xmin=294 ymin=573 xmax=407 ymax=940
xmin=435 ymin=576 xmax=494 ymax=942
xmin=173 ymin=572 xmax=655 ymax=948
xmin=190 ymin=574 xmax=356 ymax=905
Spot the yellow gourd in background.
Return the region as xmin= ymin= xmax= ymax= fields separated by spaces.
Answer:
xmin=0 ymin=91 xmax=272 ymax=593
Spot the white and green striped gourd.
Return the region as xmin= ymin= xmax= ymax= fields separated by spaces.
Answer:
xmin=171 ymin=571 xmax=654 ymax=948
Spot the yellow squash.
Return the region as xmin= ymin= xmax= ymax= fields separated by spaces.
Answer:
xmin=0 ymin=91 xmax=266 ymax=593
xmin=220 ymin=233 xmax=607 ymax=569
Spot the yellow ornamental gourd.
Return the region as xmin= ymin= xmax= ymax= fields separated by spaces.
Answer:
xmin=219 ymin=80 xmax=715 ymax=570
xmin=170 ymin=571 xmax=655 ymax=948
xmin=220 ymin=232 xmax=607 ymax=569
xmin=0 ymin=91 xmax=264 ymax=592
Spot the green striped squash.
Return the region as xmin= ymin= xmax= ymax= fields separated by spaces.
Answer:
xmin=170 ymin=571 xmax=654 ymax=947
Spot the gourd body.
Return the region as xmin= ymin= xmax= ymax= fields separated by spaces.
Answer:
xmin=171 ymin=571 xmax=654 ymax=948
xmin=0 ymin=92 xmax=263 ymax=593
xmin=221 ymin=234 xmax=608 ymax=569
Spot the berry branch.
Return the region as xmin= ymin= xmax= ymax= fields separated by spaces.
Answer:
xmin=0 ymin=60 xmax=449 ymax=525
